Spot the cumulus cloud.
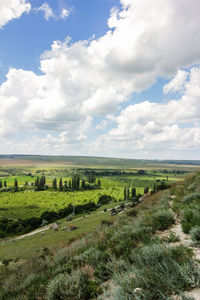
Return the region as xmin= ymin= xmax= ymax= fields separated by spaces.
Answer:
xmin=163 ymin=70 xmax=189 ymax=94
xmin=0 ymin=0 xmax=31 ymax=29
xmin=35 ymin=2 xmax=54 ymax=20
xmin=1 ymin=0 xmax=200 ymax=158
xmin=93 ymin=67 xmax=200 ymax=158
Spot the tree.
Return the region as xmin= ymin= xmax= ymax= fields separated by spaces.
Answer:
xmin=0 ymin=180 xmax=2 ymax=188
xmin=144 ymin=187 xmax=149 ymax=194
xmin=124 ymin=187 xmax=127 ymax=200
xmin=131 ymin=188 xmax=136 ymax=199
xmin=81 ymin=179 xmax=86 ymax=189
xmin=97 ymin=179 xmax=101 ymax=188
xmin=64 ymin=180 xmax=68 ymax=191
xmin=4 ymin=181 xmax=7 ymax=187
xmin=59 ymin=178 xmax=63 ymax=191
xmin=14 ymin=178 xmax=18 ymax=188
xmin=127 ymin=188 xmax=130 ymax=200
xmin=52 ymin=178 xmax=57 ymax=190
xmin=35 ymin=177 xmax=39 ymax=188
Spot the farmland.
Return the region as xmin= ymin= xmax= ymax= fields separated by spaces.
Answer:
xmin=0 ymin=171 xmax=184 ymax=220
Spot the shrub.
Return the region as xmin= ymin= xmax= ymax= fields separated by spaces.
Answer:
xmin=101 ymin=219 xmax=113 ymax=227
xmin=111 ymin=244 xmax=199 ymax=299
xmin=182 ymin=192 xmax=200 ymax=204
xmin=166 ymin=232 xmax=180 ymax=243
xmin=181 ymin=209 xmax=200 ymax=233
xmin=47 ymin=270 xmax=101 ymax=300
xmin=126 ymin=209 xmax=137 ymax=217
xmin=151 ymin=209 xmax=175 ymax=231
xmin=190 ymin=226 xmax=200 ymax=244
xmin=94 ymin=263 xmax=113 ymax=282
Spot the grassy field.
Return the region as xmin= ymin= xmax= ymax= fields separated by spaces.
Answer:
xmin=0 ymin=173 xmax=183 ymax=220
xmin=0 ymin=200 xmax=127 ymax=261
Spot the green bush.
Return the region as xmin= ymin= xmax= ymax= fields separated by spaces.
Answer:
xmin=101 ymin=219 xmax=113 ymax=226
xmin=94 ymin=263 xmax=113 ymax=282
xmin=47 ymin=270 xmax=101 ymax=300
xmin=126 ymin=209 xmax=137 ymax=217
xmin=181 ymin=209 xmax=200 ymax=233
xmin=190 ymin=226 xmax=200 ymax=244
xmin=182 ymin=192 xmax=200 ymax=204
xmin=111 ymin=244 xmax=199 ymax=299
xmin=151 ymin=209 xmax=175 ymax=231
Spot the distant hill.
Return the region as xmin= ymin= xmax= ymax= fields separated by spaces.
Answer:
xmin=0 ymin=154 xmax=199 ymax=169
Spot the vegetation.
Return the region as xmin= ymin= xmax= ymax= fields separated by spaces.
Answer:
xmin=0 ymin=159 xmax=199 ymax=299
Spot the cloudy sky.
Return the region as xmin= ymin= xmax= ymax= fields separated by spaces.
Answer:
xmin=0 ymin=0 xmax=200 ymax=160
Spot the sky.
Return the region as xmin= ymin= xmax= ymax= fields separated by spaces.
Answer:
xmin=0 ymin=0 xmax=200 ymax=160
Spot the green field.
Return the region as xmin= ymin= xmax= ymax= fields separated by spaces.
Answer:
xmin=0 ymin=173 xmax=183 ymax=220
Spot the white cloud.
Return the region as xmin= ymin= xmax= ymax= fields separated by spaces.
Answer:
xmin=35 ymin=2 xmax=54 ymax=20
xmin=163 ymin=70 xmax=189 ymax=94
xmin=0 ymin=0 xmax=31 ymax=29
xmin=92 ymin=67 xmax=200 ymax=158
xmin=34 ymin=3 xmax=71 ymax=21
xmin=61 ymin=8 xmax=70 ymax=19
xmin=1 ymin=0 xmax=200 ymax=158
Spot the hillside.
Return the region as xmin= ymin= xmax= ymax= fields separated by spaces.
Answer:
xmin=0 ymin=171 xmax=200 ymax=299
xmin=0 ymin=154 xmax=199 ymax=170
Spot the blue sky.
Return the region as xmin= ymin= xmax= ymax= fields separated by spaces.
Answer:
xmin=0 ymin=0 xmax=200 ymax=159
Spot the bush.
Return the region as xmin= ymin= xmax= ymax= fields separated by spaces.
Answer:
xmin=182 ymin=192 xmax=200 ymax=204
xmin=111 ymin=244 xmax=199 ymax=299
xmin=101 ymin=219 xmax=113 ymax=227
xmin=166 ymin=232 xmax=180 ymax=243
xmin=47 ymin=270 xmax=101 ymax=299
xmin=94 ymin=263 xmax=113 ymax=282
xmin=190 ymin=226 xmax=200 ymax=244
xmin=98 ymin=195 xmax=113 ymax=205
xmin=181 ymin=209 xmax=200 ymax=233
xmin=126 ymin=209 xmax=137 ymax=217
xmin=151 ymin=209 xmax=175 ymax=231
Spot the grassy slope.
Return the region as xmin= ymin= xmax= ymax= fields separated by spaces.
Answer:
xmin=0 ymin=172 xmax=199 ymax=299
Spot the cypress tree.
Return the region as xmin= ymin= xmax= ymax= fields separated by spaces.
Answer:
xmin=14 ymin=178 xmax=18 ymax=188
xmin=131 ymin=188 xmax=136 ymax=199
xmin=59 ymin=178 xmax=63 ymax=191
xmin=4 ymin=181 xmax=7 ymax=187
xmin=124 ymin=187 xmax=127 ymax=200
xmin=81 ymin=179 xmax=86 ymax=189
xmin=0 ymin=180 xmax=2 ymax=188
xmin=97 ymin=179 xmax=101 ymax=188
xmin=127 ymin=188 xmax=130 ymax=200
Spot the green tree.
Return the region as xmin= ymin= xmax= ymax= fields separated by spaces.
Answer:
xmin=4 ymin=181 xmax=7 ymax=187
xmin=124 ymin=187 xmax=127 ymax=200
xmin=14 ymin=178 xmax=18 ymax=188
xmin=97 ymin=179 xmax=101 ymax=188
xmin=131 ymin=187 xmax=136 ymax=199
xmin=59 ymin=178 xmax=63 ymax=191
xmin=81 ymin=179 xmax=86 ymax=189
xmin=0 ymin=180 xmax=2 ymax=188
xmin=52 ymin=178 xmax=57 ymax=190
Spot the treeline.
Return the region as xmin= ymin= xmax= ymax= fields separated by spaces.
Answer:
xmin=0 ymin=175 xmax=101 ymax=193
xmin=82 ymin=169 xmax=148 ymax=176
xmin=123 ymin=180 xmax=169 ymax=201
xmin=52 ymin=175 xmax=101 ymax=191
